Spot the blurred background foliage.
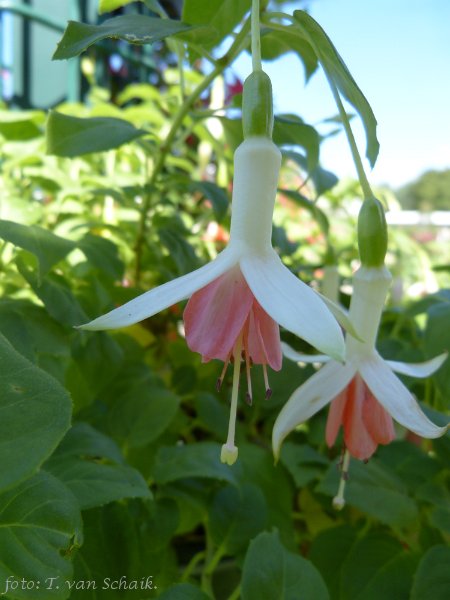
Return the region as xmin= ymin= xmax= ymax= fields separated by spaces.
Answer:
xmin=0 ymin=1 xmax=449 ymax=599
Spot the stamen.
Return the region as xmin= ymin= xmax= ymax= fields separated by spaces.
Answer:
xmin=245 ymin=352 xmax=253 ymax=405
xmin=262 ymin=364 xmax=272 ymax=399
xmin=333 ymin=448 xmax=350 ymax=510
xmin=216 ymin=358 xmax=230 ymax=391
xmin=221 ymin=333 xmax=243 ymax=466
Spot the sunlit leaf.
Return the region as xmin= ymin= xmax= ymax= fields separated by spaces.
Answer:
xmin=47 ymin=111 xmax=148 ymax=157
xmin=53 ymin=15 xmax=195 ymax=60
xmin=293 ymin=10 xmax=379 ymax=166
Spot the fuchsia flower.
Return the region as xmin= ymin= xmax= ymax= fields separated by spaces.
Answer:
xmin=80 ymin=136 xmax=348 ymax=464
xmin=273 ymin=266 xmax=448 ymax=463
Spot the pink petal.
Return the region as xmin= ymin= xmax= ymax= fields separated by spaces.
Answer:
xmin=325 ymin=387 xmax=349 ymax=447
xmin=342 ymin=376 xmax=378 ymax=460
xmin=245 ymin=301 xmax=282 ymax=370
xmin=362 ymin=384 xmax=396 ymax=445
xmin=183 ymin=267 xmax=253 ymax=362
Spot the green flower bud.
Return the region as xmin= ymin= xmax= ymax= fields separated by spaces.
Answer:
xmin=357 ymin=196 xmax=388 ymax=267
xmin=242 ymin=70 xmax=273 ymax=139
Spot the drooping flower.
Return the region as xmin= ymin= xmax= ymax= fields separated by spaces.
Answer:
xmin=273 ymin=265 xmax=448 ymax=467
xmin=80 ymin=136 xmax=348 ymax=464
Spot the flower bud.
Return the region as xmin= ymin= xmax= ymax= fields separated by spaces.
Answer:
xmin=357 ymin=196 xmax=388 ymax=267
xmin=242 ymin=70 xmax=274 ymax=139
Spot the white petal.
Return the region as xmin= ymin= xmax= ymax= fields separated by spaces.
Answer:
xmin=317 ymin=292 xmax=363 ymax=341
xmin=360 ymin=356 xmax=448 ymax=438
xmin=272 ymin=360 xmax=355 ymax=459
xmin=79 ymin=248 xmax=239 ymax=330
xmin=281 ymin=341 xmax=330 ymax=364
xmin=240 ymin=251 xmax=345 ymax=361
xmin=387 ymin=352 xmax=448 ymax=378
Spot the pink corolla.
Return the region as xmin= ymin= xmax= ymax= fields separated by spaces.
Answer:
xmin=80 ymin=136 xmax=347 ymax=464
xmin=273 ymin=266 xmax=448 ymax=470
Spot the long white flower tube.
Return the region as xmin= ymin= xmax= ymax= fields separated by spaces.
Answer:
xmin=273 ymin=266 xmax=448 ymax=462
xmin=80 ymin=136 xmax=346 ymax=363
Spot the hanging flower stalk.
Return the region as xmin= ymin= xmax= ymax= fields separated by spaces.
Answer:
xmin=79 ymin=2 xmax=348 ymax=466
xmin=272 ymin=76 xmax=448 ymax=506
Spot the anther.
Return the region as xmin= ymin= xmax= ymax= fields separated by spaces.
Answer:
xmin=262 ymin=365 xmax=272 ymax=399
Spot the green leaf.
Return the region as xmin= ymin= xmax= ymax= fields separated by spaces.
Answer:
xmin=153 ymin=442 xmax=241 ymax=486
xmin=340 ymin=532 xmax=414 ymax=600
xmin=98 ymin=0 xmax=136 ymax=13
xmin=0 ymin=471 xmax=82 ymax=600
xmin=280 ymin=442 xmax=329 ymax=488
xmin=309 ymin=525 xmax=359 ymax=598
xmin=411 ymin=545 xmax=450 ymax=600
xmin=273 ymin=115 xmax=319 ymax=172
xmin=210 ymin=483 xmax=267 ymax=554
xmin=53 ymin=15 xmax=195 ymax=60
xmin=260 ymin=26 xmax=317 ymax=80
xmin=182 ymin=0 xmax=251 ymax=49
xmin=45 ymin=423 xmax=151 ymax=509
xmin=157 ymin=584 xmax=211 ymax=600
xmin=46 ymin=111 xmax=148 ymax=157
xmin=78 ymin=233 xmax=124 ymax=280
xmin=17 ymin=259 xmax=88 ymax=327
xmin=0 ymin=109 xmax=45 ymax=140
xmin=317 ymin=457 xmax=418 ymax=528
xmin=283 ymin=150 xmax=338 ymax=195
xmin=425 ymin=303 xmax=450 ymax=398
xmin=241 ymin=530 xmax=329 ymax=600
xmin=280 ymin=189 xmax=329 ymax=234
xmin=293 ymin=10 xmax=379 ymax=166
xmin=108 ymin=385 xmax=180 ymax=448
xmin=0 ymin=333 xmax=72 ymax=493
xmin=189 ymin=180 xmax=229 ymax=222
xmin=0 ymin=218 xmax=75 ymax=281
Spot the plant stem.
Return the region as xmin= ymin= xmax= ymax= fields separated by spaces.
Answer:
xmin=134 ymin=21 xmax=251 ymax=285
xmin=326 ymin=76 xmax=373 ymax=199
xmin=251 ymin=0 xmax=262 ymax=71
xmin=228 ymin=583 xmax=242 ymax=600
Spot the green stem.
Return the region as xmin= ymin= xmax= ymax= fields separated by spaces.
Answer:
xmin=134 ymin=20 xmax=251 ymax=284
xmin=228 ymin=583 xmax=242 ymax=600
xmin=326 ymin=76 xmax=373 ymax=199
xmin=181 ymin=550 xmax=206 ymax=582
xmin=251 ymin=0 xmax=262 ymax=71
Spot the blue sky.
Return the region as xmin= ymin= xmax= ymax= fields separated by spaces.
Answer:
xmin=234 ymin=0 xmax=450 ymax=188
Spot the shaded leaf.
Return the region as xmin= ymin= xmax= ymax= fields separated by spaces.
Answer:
xmin=0 ymin=219 xmax=75 ymax=281
xmin=153 ymin=442 xmax=241 ymax=486
xmin=45 ymin=423 xmax=151 ymax=509
xmin=411 ymin=545 xmax=450 ymax=600
xmin=242 ymin=530 xmax=329 ymax=600
xmin=0 ymin=333 xmax=72 ymax=493
xmin=0 ymin=471 xmax=82 ymax=600
xmin=210 ymin=483 xmax=267 ymax=554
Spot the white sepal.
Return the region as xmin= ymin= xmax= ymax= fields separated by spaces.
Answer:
xmin=360 ymin=356 xmax=448 ymax=439
xmin=387 ymin=352 xmax=448 ymax=378
xmin=281 ymin=342 xmax=330 ymax=364
xmin=241 ymin=251 xmax=345 ymax=362
xmin=272 ymin=360 xmax=355 ymax=459
xmin=79 ymin=248 xmax=238 ymax=331
xmin=317 ymin=291 xmax=362 ymax=342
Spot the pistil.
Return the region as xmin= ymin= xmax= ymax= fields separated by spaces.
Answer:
xmin=221 ymin=333 xmax=243 ymax=465
xmin=333 ymin=448 xmax=350 ymax=510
